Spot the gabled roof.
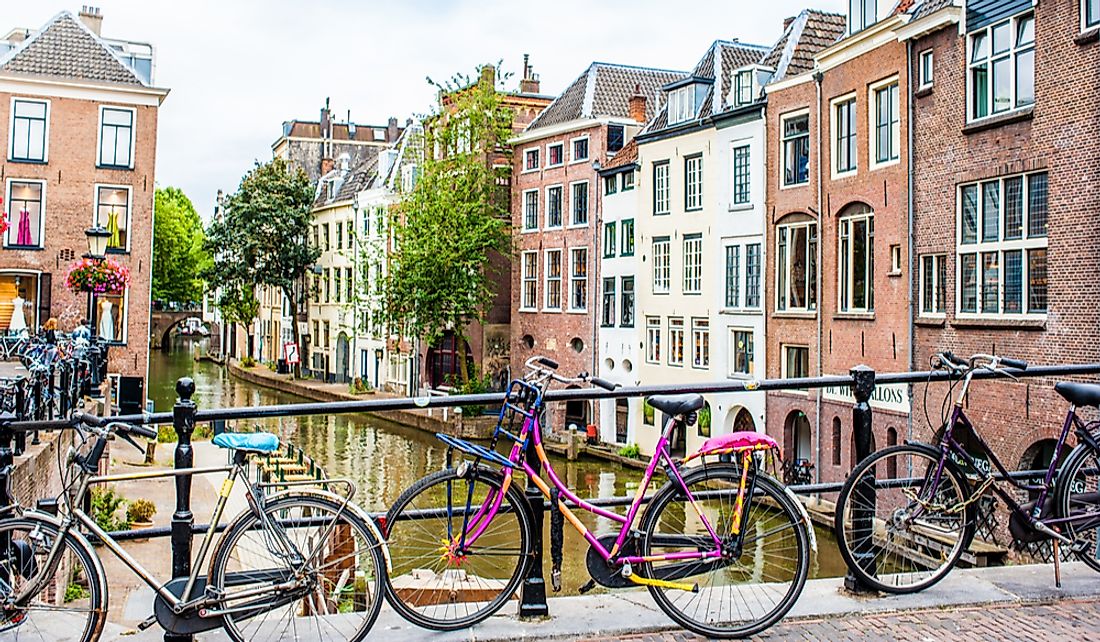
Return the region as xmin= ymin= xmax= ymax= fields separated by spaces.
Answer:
xmin=762 ymin=10 xmax=848 ymax=84
xmin=314 ymin=157 xmax=379 ymax=208
xmin=910 ymin=0 xmax=955 ymax=21
xmin=526 ymin=62 xmax=685 ymax=131
xmin=0 ymin=11 xmax=148 ymax=87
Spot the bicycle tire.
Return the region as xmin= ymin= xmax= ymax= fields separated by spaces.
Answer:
xmin=383 ymin=466 xmax=532 ymax=631
xmin=0 ymin=516 xmax=107 ymax=642
xmin=1056 ymin=442 xmax=1100 ymax=572
xmin=208 ymin=494 xmax=386 ymax=642
xmin=638 ymin=463 xmax=809 ymax=638
xmin=834 ymin=444 xmax=975 ymax=594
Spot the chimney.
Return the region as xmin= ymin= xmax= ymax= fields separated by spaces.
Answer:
xmin=320 ymin=98 xmax=333 ymax=164
xmin=387 ymin=117 xmax=399 ymax=143
xmin=79 ymin=6 xmax=103 ymax=36
xmin=479 ymin=64 xmax=496 ymax=87
xmin=783 ymin=15 xmax=796 ymax=31
xmin=519 ymin=54 xmax=541 ymax=94
xmin=321 ymin=157 xmax=334 ymax=176
xmin=628 ymin=84 xmax=647 ymax=123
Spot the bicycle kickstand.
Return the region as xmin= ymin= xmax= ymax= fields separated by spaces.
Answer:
xmin=1053 ymin=538 xmax=1062 ymax=589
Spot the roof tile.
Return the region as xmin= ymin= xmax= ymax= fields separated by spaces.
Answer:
xmin=0 ymin=12 xmax=144 ymax=86
xmin=527 ymin=63 xmax=685 ymax=130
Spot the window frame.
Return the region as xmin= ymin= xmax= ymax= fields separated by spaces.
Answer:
xmin=604 ymin=174 xmax=618 ymax=196
xmin=569 ymin=135 xmax=590 ymax=164
xmin=4 ymin=178 xmax=47 ymax=250
xmin=831 ymin=94 xmax=858 ymax=178
xmin=724 ymin=244 xmax=741 ymax=309
xmin=868 ymin=77 xmax=900 ymax=170
xmin=621 ymin=170 xmax=635 ymax=191
xmin=683 ymin=233 xmax=703 ymax=294
xmin=731 ymin=143 xmax=751 ymax=206
xmin=653 ymin=161 xmax=670 ymax=215
xmin=652 ymin=236 xmax=671 ymax=294
xmin=603 ymin=221 xmax=617 ymax=258
xmin=667 ymin=86 xmax=696 ymax=125
xmin=522 ymin=188 xmax=539 ymax=232
xmin=667 ymin=317 xmax=685 ymax=366
xmin=734 ymin=69 xmax=754 ymax=107
xmin=918 ymin=253 xmax=947 ymax=317
xmin=8 ymin=97 xmax=50 ymax=163
xmin=620 ymin=219 xmax=635 ymax=256
xmin=781 ymin=110 xmax=811 ymax=188
xmin=546 ymin=142 xmax=565 ymax=167
xmin=520 ymin=250 xmax=539 ymax=311
xmin=601 ymin=277 xmax=616 ymax=328
xmin=620 ymin=276 xmax=635 ymax=327
xmin=776 ymin=220 xmax=818 ymax=312
xmin=849 ymin=0 xmax=878 ymax=34
xmin=569 ymin=246 xmax=588 ymax=312
xmin=728 ymin=327 xmax=755 ymax=377
xmin=1086 ymin=0 xmax=1100 ymax=30
xmin=966 ymin=11 xmax=1035 ymax=123
xmin=543 ymin=248 xmax=563 ymax=311
xmin=838 ymin=208 xmax=875 ymax=313
xmin=544 ymin=184 xmax=564 ymax=229
xmin=569 ymin=180 xmax=589 ymax=227
xmin=645 ymin=316 xmax=661 ymax=364
xmin=691 ymin=318 xmax=710 ymax=370
xmin=523 ymin=147 xmax=540 ymax=172
xmin=93 ymin=184 xmax=133 ymax=254
xmin=96 ymin=105 xmax=136 ymax=170
xmin=93 ymin=288 xmax=130 ymax=345
xmin=918 ymin=49 xmax=934 ymax=89
xmin=684 ymin=154 xmax=703 ymax=211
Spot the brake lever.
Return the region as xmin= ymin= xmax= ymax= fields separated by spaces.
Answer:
xmin=118 ymin=430 xmax=147 ymax=457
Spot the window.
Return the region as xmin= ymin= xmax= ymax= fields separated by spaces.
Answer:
xmin=94 ymin=186 xmax=131 ymax=252
xmin=571 ymin=137 xmax=589 ymax=162
xmin=782 ymin=113 xmax=810 ymax=186
xmin=652 ymin=237 xmax=670 ymax=294
xmin=9 ymin=99 xmax=48 ymax=162
xmin=958 ymin=172 xmax=1047 ymax=316
xmin=94 ymin=290 xmax=128 ymax=344
xmin=1088 ymin=0 xmax=1100 ymax=29
xmin=839 ymin=205 xmax=875 ymax=313
xmin=668 ymin=318 xmax=685 ymax=366
xmin=601 ymin=277 xmax=616 ymax=327
xmin=653 ymin=161 xmax=670 ymax=214
xmin=544 ymin=249 xmax=562 ymax=310
xmin=570 ymin=247 xmax=588 ymax=311
xmin=607 ymin=125 xmax=625 ymax=152
xmin=849 ymin=0 xmax=877 ymax=33
xmin=334 ymin=269 xmax=342 ymax=303
xmin=690 ymin=319 xmax=710 ymax=368
xmin=919 ymin=254 xmax=947 ymax=315
xmin=684 ymin=155 xmax=703 ymax=210
xmin=783 ymin=345 xmax=809 ymax=379
xmin=872 ymin=81 xmax=900 ymax=166
xmin=621 ymin=276 xmax=635 ymax=327
xmin=683 ymin=234 xmax=702 ymax=294
xmin=546 ymin=185 xmax=563 ymax=228
xmin=5 ymin=180 xmax=44 ymax=248
xmin=968 ymin=12 xmax=1034 ymax=121
xmin=621 ymin=219 xmax=635 ymax=256
xmin=98 ymin=107 xmax=134 ymax=168
xmin=890 ymin=244 xmax=902 ymax=273
xmin=603 ymin=222 xmax=617 ymax=257
xmin=725 ymin=245 xmax=740 ymax=308
xmin=571 ymin=182 xmax=589 ymax=225
xmin=646 ymin=317 xmax=661 ymax=363
xmin=731 ymin=144 xmax=750 ymax=205
xmin=777 ymin=220 xmax=818 ymax=311
xmin=336 ymin=221 xmax=343 ymax=250
xmin=918 ymin=50 xmax=934 ymax=89
xmin=523 ymin=189 xmax=539 ymax=231
xmin=832 ymin=418 xmax=843 ymax=466
xmin=346 ymin=267 xmax=353 ymax=302
xmin=521 ymin=251 xmax=538 ymax=310
xmin=621 ymin=171 xmax=635 ymax=191
xmin=745 ymin=244 xmax=761 ymax=308
xmin=834 ymin=97 xmax=857 ymax=174
xmin=323 ymin=224 xmax=330 ymax=251
xmin=604 ymin=175 xmax=618 ymax=196
xmin=323 ymin=268 xmax=331 ymax=303
xmin=730 ymin=329 xmax=754 ymax=376
xmin=734 ymin=70 xmax=754 ymax=106
xmin=524 ymin=148 xmax=539 ymax=171
xmin=668 ymin=86 xmax=696 ymax=125
xmin=547 ymin=143 xmax=564 ymax=166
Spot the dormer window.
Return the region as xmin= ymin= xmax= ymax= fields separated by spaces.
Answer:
xmin=734 ymin=70 xmax=754 ymax=107
xmin=849 ymin=0 xmax=877 ymax=34
xmin=668 ymin=86 xmax=697 ymax=125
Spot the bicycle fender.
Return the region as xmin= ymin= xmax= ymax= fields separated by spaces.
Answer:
xmin=780 ymin=485 xmax=817 ymax=553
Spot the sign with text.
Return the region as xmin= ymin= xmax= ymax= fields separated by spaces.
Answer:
xmin=284 ymin=342 xmax=300 ymax=365
xmin=822 ymin=380 xmax=910 ymax=414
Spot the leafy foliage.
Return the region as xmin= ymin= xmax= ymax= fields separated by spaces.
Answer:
xmin=153 ymin=187 xmax=210 ymax=304
xmin=617 ymin=443 xmax=641 ymax=459
xmin=90 ymin=487 xmax=129 ymax=532
xmin=65 ymin=257 xmax=130 ymax=294
xmin=126 ymin=498 xmax=156 ymax=523
xmin=448 ymin=368 xmax=495 ymax=416
xmin=384 ymin=65 xmax=515 ymax=383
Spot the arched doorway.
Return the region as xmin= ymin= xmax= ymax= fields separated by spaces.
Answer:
xmin=727 ymin=407 xmax=755 ymax=433
xmin=335 ymin=333 xmax=350 ymax=384
xmin=426 ymin=330 xmax=473 ymax=389
xmin=783 ymin=410 xmax=811 ymax=463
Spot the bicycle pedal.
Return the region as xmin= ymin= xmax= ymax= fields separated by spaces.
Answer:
xmin=137 ymin=614 xmax=158 ymax=631
xmin=578 ymin=579 xmax=597 ymax=594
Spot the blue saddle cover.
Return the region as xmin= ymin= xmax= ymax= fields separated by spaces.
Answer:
xmin=212 ymin=432 xmax=280 ymax=453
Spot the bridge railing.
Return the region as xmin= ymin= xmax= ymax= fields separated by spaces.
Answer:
xmin=2 ymin=360 xmax=1099 ymax=639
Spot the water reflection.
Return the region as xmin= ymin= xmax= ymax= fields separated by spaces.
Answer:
xmin=150 ymin=336 xmax=846 ymax=591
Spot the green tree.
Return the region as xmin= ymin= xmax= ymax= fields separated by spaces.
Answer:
xmin=152 ymin=187 xmax=210 ymax=304
xmin=204 ymin=158 xmax=318 ymax=375
xmin=383 ymin=65 xmax=514 ymax=384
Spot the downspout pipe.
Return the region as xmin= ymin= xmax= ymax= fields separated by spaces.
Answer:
xmin=906 ymin=40 xmax=916 ymax=443
xmin=813 ymin=69 xmax=824 ymax=482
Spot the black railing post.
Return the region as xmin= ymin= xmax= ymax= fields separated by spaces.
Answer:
xmin=518 ymin=434 xmax=549 ymax=617
xmin=844 ymin=364 xmax=877 ymax=592
xmin=166 ymin=377 xmax=196 ymax=642
xmin=0 ymin=412 xmax=14 ymax=510
xmin=13 ymin=379 xmax=25 ymax=456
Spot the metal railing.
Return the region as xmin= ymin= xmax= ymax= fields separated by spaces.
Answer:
xmin=0 ymin=361 xmax=1098 ymax=639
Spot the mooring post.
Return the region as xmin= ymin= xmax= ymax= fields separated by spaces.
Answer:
xmin=844 ymin=364 xmax=877 ymax=592
xmin=166 ymin=377 xmax=196 ymax=642
xmin=518 ymin=433 xmax=549 ymax=617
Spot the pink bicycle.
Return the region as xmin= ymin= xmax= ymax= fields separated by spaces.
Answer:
xmin=383 ymin=356 xmax=812 ymax=638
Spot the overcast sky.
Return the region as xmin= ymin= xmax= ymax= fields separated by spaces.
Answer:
xmin=9 ymin=1 xmax=845 ymax=215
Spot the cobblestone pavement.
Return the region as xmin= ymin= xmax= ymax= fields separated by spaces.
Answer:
xmin=577 ymin=598 xmax=1100 ymax=641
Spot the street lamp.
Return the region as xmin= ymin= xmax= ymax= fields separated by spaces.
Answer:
xmin=84 ymin=225 xmax=110 ymax=261
xmin=83 ymin=225 xmax=111 ymax=391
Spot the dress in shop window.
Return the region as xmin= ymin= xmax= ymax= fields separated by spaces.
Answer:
xmin=98 ymin=299 xmax=115 ymax=342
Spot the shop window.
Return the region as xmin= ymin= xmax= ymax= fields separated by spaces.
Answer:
xmin=95 ymin=186 xmax=131 ymax=252
xmin=6 ymin=180 xmax=45 ymax=249
xmin=95 ymin=290 xmax=128 ymax=344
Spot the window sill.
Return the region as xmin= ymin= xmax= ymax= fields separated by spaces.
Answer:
xmin=914 ymin=86 xmax=933 ymax=98
xmin=780 ymin=181 xmax=809 ymax=190
xmin=685 ymin=207 xmax=703 ymax=213
xmin=545 ymin=163 xmax=564 ymax=170
xmin=518 ymin=308 xmax=539 ymax=314
xmin=620 ymin=252 xmax=635 ymax=258
xmin=106 ymin=248 xmax=129 ymax=255
xmin=720 ymin=308 xmax=763 ymax=316
xmin=773 ymin=311 xmax=816 ymax=319
xmin=96 ymin=164 xmax=134 ymax=171
xmin=566 ymin=309 xmax=588 ymax=315
xmin=566 ymin=223 xmax=589 ymax=229
xmin=4 ymin=245 xmax=44 ymax=252
xmin=951 ymin=316 xmax=1046 ymax=330
xmin=963 ymin=106 xmax=1034 ymax=135
xmin=888 ymin=269 xmax=903 ymax=277
xmin=869 ymin=158 xmax=900 ymax=172
xmin=569 ymin=159 xmax=590 ymax=165
xmin=7 ymin=158 xmax=48 ymax=165
xmin=1075 ymin=27 xmax=1099 ymax=46
xmin=915 ymin=316 xmax=945 ymax=327
xmin=728 ymin=203 xmax=753 ymax=212
xmin=654 ymin=212 xmax=671 ymax=216
xmin=521 ymin=168 xmax=540 ymax=174
xmin=834 ymin=312 xmax=875 ymax=321
xmin=832 ymin=169 xmax=857 ymax=180
xmin=521 ymin=228 xmax=539 ymax=234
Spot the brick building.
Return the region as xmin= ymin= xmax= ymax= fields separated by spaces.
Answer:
xmin=903 ymin=0 xmax=1100 ymax=470
xmin=765 ymin=5 xmax=916 ymax=485
xmin=0 ymin=9 xmax=168 ymax=390
xmin=510 ymin=61 xmax=682 ymax=432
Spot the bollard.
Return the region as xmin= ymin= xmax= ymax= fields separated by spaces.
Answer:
xmin=166 ymin=377 xmax=196 ymax=642
xmin=518 ymin=433 xmax=549 ymax=617
xmin=844 ymin=364 xmax=877 ymax=592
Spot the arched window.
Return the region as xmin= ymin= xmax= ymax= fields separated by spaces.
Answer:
xmin=831 ymin=417 xmax=842 ymax=466
xmin=838 ymin=203 xmax=874 ymax=313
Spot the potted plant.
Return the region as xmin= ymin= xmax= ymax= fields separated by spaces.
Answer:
xmin=126 ymin=498 xmax=156 ymax=529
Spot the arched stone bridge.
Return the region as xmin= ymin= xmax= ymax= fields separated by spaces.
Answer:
xmin=149 ymin=308 xmax=221 ymax=352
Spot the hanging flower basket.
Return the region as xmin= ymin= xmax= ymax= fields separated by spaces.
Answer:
xmin=0 ymin=198 xmax=10 ymax=237
xmin=65 ymin=257 xmax=130 ymax=294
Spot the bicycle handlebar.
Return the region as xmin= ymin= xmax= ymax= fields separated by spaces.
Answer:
xmin=935 ymin=352 xmax=1028 ymax=373
xmin=523 ymin=355 xmax=620 ymax=392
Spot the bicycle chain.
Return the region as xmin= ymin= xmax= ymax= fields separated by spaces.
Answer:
xmin=902 ymin=475 xmax=996 ymax=515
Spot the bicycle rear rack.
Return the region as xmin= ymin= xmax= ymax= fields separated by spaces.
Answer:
xmin=435 ymin=379 xmax=541 ymax=471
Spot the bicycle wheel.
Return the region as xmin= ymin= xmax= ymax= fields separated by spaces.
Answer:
xmin=209 ymin=494 xmax=385 ymax=642
xmin=835 ymin=444 xmax=974 ymax=593
xmin=1056 ymin=443 xmax=1100 ymax=572
xmin=0 ymin=517 xmax=106 ymax=642
xmin=639 ymin=464 xmax=809 ymax=638
xmin=384 ymin=466 xmax=531 ymax=631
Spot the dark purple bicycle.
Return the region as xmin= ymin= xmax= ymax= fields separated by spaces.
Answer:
xmin=835 ymin=351 xmax=1100 ymax=593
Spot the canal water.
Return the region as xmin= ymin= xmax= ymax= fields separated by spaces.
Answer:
xmin=150 ymin=337 xmax=847 ymax=592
